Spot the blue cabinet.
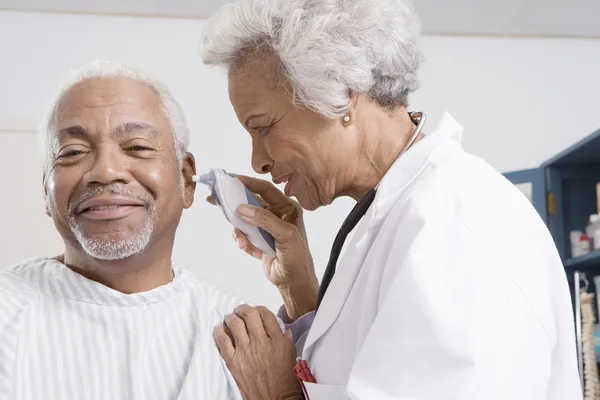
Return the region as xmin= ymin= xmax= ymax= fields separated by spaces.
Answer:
xmin=504 ymin=127 xmax=600 ymax=273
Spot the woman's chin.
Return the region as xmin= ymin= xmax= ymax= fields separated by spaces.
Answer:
xmin=296 ymin=193 xmax=326 ymax=211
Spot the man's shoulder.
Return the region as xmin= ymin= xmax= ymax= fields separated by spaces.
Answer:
xmin=1 ymin=257 xmax=42 ymax=294
xmin=0 ymin=257 xmax=42 ymax=327
xmin=175 ymin=266 xmax=246 ymax=317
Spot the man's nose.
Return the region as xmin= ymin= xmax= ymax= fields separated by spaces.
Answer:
xmin=84 ymin=145 xmax=131 ymax=186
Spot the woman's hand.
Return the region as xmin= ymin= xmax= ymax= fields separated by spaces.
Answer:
xmin=214 ymin=305 xmax=303 ymax=400
xmin=207 ymin=175 xmax=318 ymax=320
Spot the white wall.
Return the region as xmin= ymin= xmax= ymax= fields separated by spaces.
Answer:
xmin=1 ymin=10 xmax=599 ymax=310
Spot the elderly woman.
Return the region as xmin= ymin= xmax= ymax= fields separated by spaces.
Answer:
xmin=201 ymin=1 xmax=581 ymax=399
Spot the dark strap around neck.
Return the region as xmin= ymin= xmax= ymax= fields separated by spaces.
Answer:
xmin=315 ymin=188 xmax=377 ymax=311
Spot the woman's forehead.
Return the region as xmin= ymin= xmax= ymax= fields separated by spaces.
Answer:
xmin=228 ymin=66 xmax=288 ymax=118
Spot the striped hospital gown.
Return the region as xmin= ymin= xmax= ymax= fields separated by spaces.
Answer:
xmin=0 ymin=257 xmax=244 ymax=400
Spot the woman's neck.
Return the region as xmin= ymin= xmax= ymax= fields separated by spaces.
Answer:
xmin=345 ymin=109 xmax=422 ymax=201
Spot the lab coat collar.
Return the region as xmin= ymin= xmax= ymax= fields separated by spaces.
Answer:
xmin=369 ymin=111 xmax=464 ymax=227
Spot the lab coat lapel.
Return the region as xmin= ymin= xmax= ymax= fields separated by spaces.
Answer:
xmin=302 ymin=208 xmax=376 ymax=357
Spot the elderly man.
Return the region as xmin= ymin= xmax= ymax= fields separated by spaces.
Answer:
xmin=0 ymin=61 xmax=300 ymax=400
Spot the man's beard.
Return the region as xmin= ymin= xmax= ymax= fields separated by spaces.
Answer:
xmin=67 ymin=186 xmax=157 ymax=261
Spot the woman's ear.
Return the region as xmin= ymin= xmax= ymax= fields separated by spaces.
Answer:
xmin=181 ymin=153 xmax=197 ymax=209
xmin=342 ymin=92 xmax=360 ymax=127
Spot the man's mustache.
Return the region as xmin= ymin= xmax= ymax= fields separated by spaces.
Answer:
xmin=68 ymin=186 xmax=155 ymax=216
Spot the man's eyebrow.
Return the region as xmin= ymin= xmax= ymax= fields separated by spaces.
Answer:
xmin=57 ymin=125 xmax=89 ymax=140
xmin=115 ymin=122 xmax=160 ymax=137
xmin=56 ymin=122 xmax=160 ymax=142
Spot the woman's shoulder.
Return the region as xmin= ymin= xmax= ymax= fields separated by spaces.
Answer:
xmin=399 ymin=145 xmax=529 ymax=215
xmin=385 ymin=146 xmax=549 ymax=252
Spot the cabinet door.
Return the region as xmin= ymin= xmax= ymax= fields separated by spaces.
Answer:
xmin=547 ymin=166 xmax=600 ymax=261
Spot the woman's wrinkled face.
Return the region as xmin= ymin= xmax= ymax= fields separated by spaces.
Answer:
xmin=228 ymin=61 xmax=354 ymax=211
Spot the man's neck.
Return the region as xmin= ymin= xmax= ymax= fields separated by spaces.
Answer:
xmin=59 ymin=246 xmax=175 ymax=294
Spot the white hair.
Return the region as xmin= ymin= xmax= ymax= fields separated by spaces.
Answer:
xmin=201 ymin=0 xmax=423 ymax=118
xmin=39 ymin=60 xmax=190 ymax=174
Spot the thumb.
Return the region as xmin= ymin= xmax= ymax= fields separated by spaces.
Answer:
xmin=237 ymin=204 xmax=294 ymax=243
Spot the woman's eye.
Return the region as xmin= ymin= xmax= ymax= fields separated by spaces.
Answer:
xmin=257 ymin=126 xmax=270 ymax=137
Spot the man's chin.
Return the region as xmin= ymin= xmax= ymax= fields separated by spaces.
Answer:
xmin=79 ymin=238 xmax=148 ymax=261
xmin=73 ymin=230 xmax=153 ymax=261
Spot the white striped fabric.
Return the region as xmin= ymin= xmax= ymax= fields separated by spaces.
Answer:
xmin=0 ymin=257 xmax=244 ymax=400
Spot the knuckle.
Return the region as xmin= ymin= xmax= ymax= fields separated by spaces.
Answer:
xmin=260 ymin=210 xmax=274 ymax=224
xmin=214 ymin=329 xmax=231 ymax=347
xmin=215 ymin=333 xmax=228 ymax=346
xmin=225 ymin=314 xmax=242 ymax=327
xmin=266 ymin=180 xmax=277 ymax=191
xmin=280 ymin=224 xmax=298 ymax=241
xmin=256 ymin=305 xmax=270 ymax=315
xmin=239 ymin=306 xmax=258 ymax=318
xmin=281 ymin=202 xmax=295 ymax=216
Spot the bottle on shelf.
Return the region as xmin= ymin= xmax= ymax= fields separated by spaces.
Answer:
xmin=572 ymin=230 xmax=584 ymax=258
xmin=587 ymin=218 xmax=595 ymax=250
xmin=580 ymin=235 xmax=592 ymax=256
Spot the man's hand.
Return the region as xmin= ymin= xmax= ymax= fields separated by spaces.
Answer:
xmin=214 ymin=304 xmax=303 ymax=400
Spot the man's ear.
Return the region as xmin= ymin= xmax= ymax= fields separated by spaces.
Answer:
xmin=181 ymin=152 xmax=197 ymax=209
xmin=42 ymin=173 xmax=51 ymax=217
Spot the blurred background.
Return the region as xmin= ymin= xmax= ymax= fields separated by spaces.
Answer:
xmin=0 ymin=0 xmax=599 ymax=312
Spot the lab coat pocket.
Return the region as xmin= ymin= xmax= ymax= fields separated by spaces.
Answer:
xmin=303 ymin=382 xmax=347 ymax=400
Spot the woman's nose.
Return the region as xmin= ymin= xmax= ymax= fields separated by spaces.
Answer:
xmin=251 ymin=139 xmax=273 ymax=175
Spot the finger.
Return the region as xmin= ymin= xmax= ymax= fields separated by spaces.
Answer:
xmin=214 ymin=324 xmax=235 ymax=361
xmin=224 ymin=313 xmax=250 ymax=348
xmin=235 ymin=304 xmax=268 ymax=341
xmin=256 ymin=306 xmax=285 ymax=339
xmin=206 ymin=196 xmax=217 ymax=206
xmin=236 ymin=205 xmax=296 ymax=244
xmin=235 ymin=175 xmax=296 ymax=214
xmin=254 ymin=194 xmax=269 ymax=208
xmin=233 ymin=229 xmax=263 ymax=259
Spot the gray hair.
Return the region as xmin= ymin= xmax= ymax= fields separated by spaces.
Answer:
xmin=201 ymin=0 xmax=423 ymax=118
xmin=39 ymin=60 xmax=190 ymax=174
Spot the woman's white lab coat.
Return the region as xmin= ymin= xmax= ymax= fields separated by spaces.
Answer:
xmin=299 ymin=112 xmax=582 ymax=399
